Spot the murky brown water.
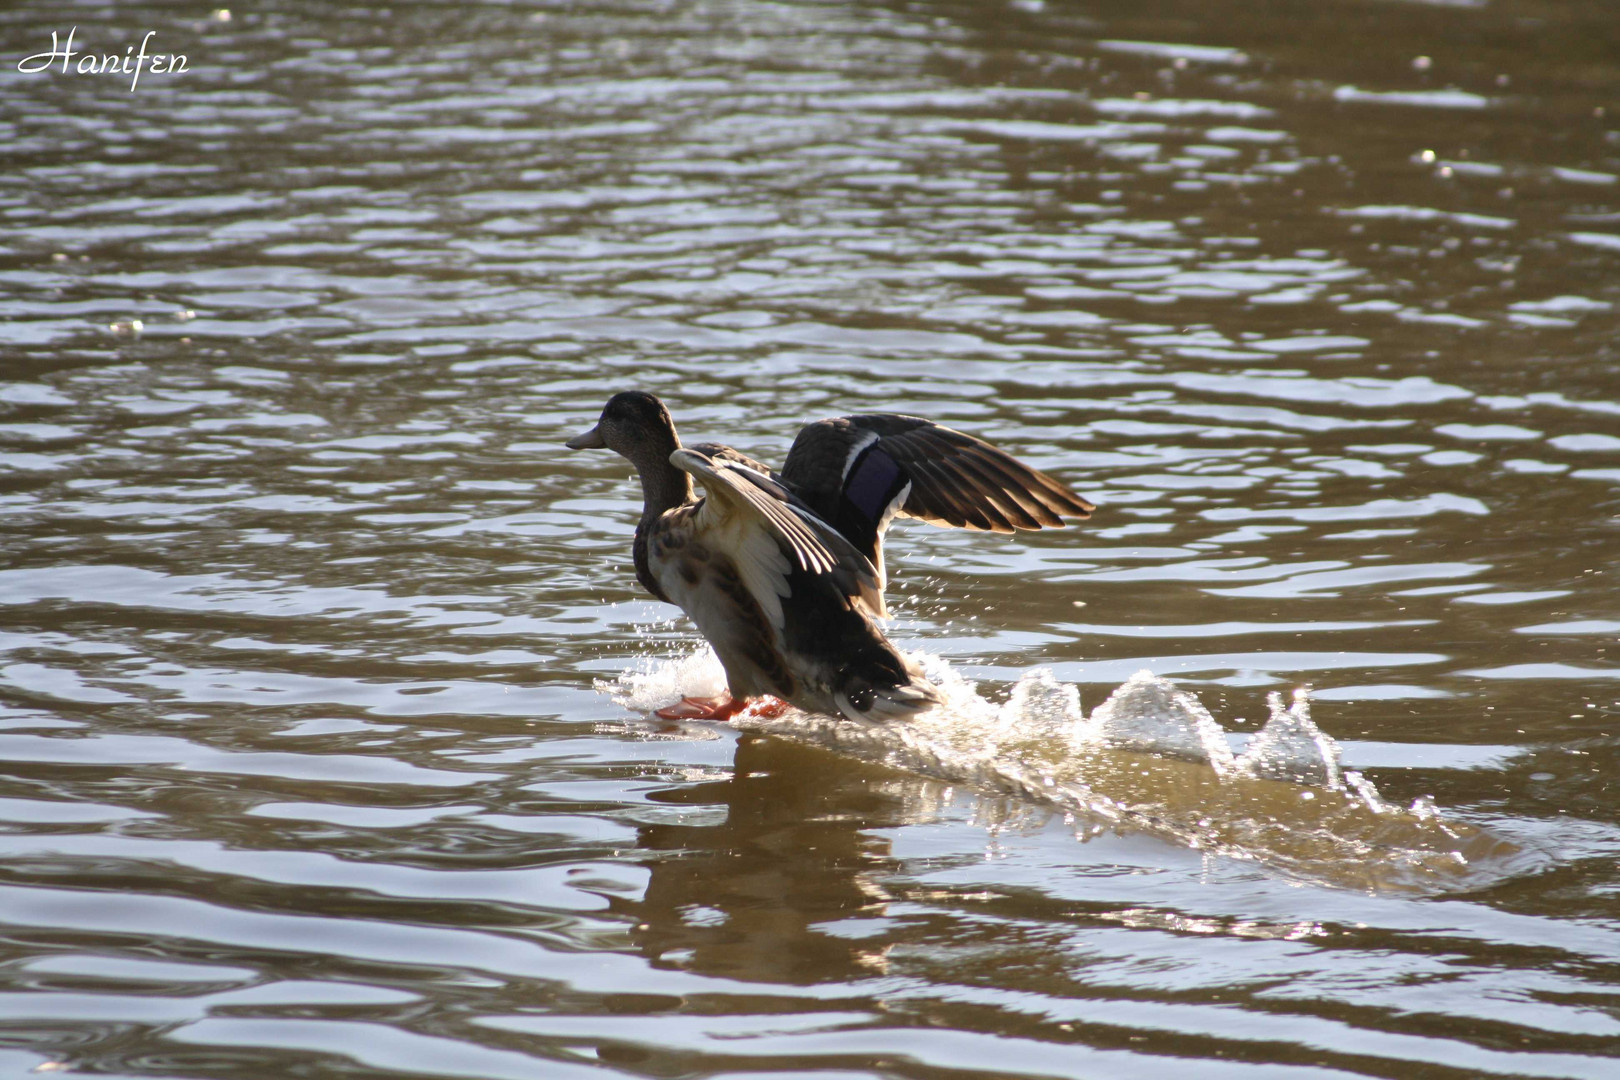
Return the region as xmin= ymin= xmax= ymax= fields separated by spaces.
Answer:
xmin=2 ymin=0 xmax=1619 ymax=1075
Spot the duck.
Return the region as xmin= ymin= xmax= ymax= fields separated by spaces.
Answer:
xmin=565 ymin=391 xmax=1094 ymax=724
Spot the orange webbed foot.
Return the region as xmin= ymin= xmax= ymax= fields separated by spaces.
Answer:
xmin=655 ymin=695 xmax=744 ymax=720
xmin=653 ymin=695 xmax=790 ymax=721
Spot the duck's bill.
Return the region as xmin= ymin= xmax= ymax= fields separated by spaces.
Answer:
xmin=565 ymin=425 xmax=605 ymax=450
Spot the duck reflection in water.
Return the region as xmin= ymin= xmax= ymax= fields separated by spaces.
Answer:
xmin=614 ymin=734 xmax=930 ymax=984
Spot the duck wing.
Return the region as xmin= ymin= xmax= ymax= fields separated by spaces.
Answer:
xmin=670 ymin=448 xmax=886 ymax=625
xmin=779 ymin=414 xmax=1094 ymax=589
xmin=686 ymin=442 xmax=772 ymax=476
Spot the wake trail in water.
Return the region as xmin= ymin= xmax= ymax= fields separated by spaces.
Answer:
xmin=600 ymin=648 xmax=1544 ymax=894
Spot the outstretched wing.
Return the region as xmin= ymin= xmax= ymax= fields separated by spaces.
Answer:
xmin=779 ymin=414 xmax=1094 ymax=589
xmin=671 ymin=449 xmax=886 ymax=626
xmin=686 ymin=441 xmax=773 ymax=476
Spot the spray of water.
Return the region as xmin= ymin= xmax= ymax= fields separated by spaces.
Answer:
xmin=598 ymin=647 xmax=1539 ymax=893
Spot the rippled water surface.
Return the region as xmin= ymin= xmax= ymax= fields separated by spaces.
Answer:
xmin=3 ymin=0 xmax=1619 ymax=1076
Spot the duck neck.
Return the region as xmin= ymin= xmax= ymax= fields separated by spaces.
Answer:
xmin=631 ymin=428 xmax=692 ymax=520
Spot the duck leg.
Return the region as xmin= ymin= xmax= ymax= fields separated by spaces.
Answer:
xmin=653 ymin=694 xmax=789 ymax=720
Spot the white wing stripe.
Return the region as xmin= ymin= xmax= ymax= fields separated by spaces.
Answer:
xmin=840 ymin=429 xmax=880 ymax=481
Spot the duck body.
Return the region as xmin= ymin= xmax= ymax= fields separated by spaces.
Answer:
xmin=567 ymin=391 xmax=1093 ymax=724
xmin=644 ymin=487 xmax=933 ymax=721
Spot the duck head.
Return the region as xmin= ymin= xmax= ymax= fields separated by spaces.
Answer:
xmin=566 ymin=392 xmax=693 ymax=512
xmin=566 ymin=390 xmax=680 ymax=458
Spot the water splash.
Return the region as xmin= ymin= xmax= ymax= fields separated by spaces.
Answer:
xmin=598 ymin=648 xmax=1540 ymax=893
xmin=610 ymin=645 xmax=727 ymax=708
xmin=1087 ymin=670 xmax=1238 ymax=775
xmin=1238 ymin=688 xmax=1341 ymax=787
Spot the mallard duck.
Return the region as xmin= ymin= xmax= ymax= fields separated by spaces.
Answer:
xmin=566 ymin=391 xmax=1094 ymax=724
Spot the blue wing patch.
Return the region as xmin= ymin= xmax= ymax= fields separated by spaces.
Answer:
xmin=844 ymin=445 xmax=905 ymax=525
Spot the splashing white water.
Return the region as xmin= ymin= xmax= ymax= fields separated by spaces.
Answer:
xmin=606 ymin=648 xmax=1338 ymax=787
xmin=1239 ymin=688 xmax=1341 ymax=787
xmin=596 ymin=646 xmax=1537 ymax=893
xmin=1086 ymin=670 xmax=1240 ymax=775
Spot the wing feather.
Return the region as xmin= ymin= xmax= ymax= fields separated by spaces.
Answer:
xmin=845 ymin=414 xmax=1094 ymax=530
xmin=781 ymin=413 xmax=1093 ymax=543
xmin=939 ymin=450 xmax=1055 ymax=529
xmin=907 ymin=453 xmax=1010 ymax=531
xmin=671 ymin=449 xmax=886 ymax=621
xmin=686 ymin=441 xmax=772 ymax=476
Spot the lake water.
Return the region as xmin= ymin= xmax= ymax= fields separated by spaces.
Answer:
xmin=2 ymin=0 xmax=1619 ymax=1076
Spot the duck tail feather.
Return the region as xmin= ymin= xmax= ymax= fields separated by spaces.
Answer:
xmin=834 ymin=675 xmax=945 ymax=725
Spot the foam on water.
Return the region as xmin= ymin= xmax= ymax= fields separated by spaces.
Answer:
xmin=599 ymin=648 xmax=1542 ymax=893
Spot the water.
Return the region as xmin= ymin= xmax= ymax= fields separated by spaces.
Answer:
xmin=1 ymin=0 xmax=1618 ymax=1075
xmin=611 ymin=656 xmax=1539 ymax=894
